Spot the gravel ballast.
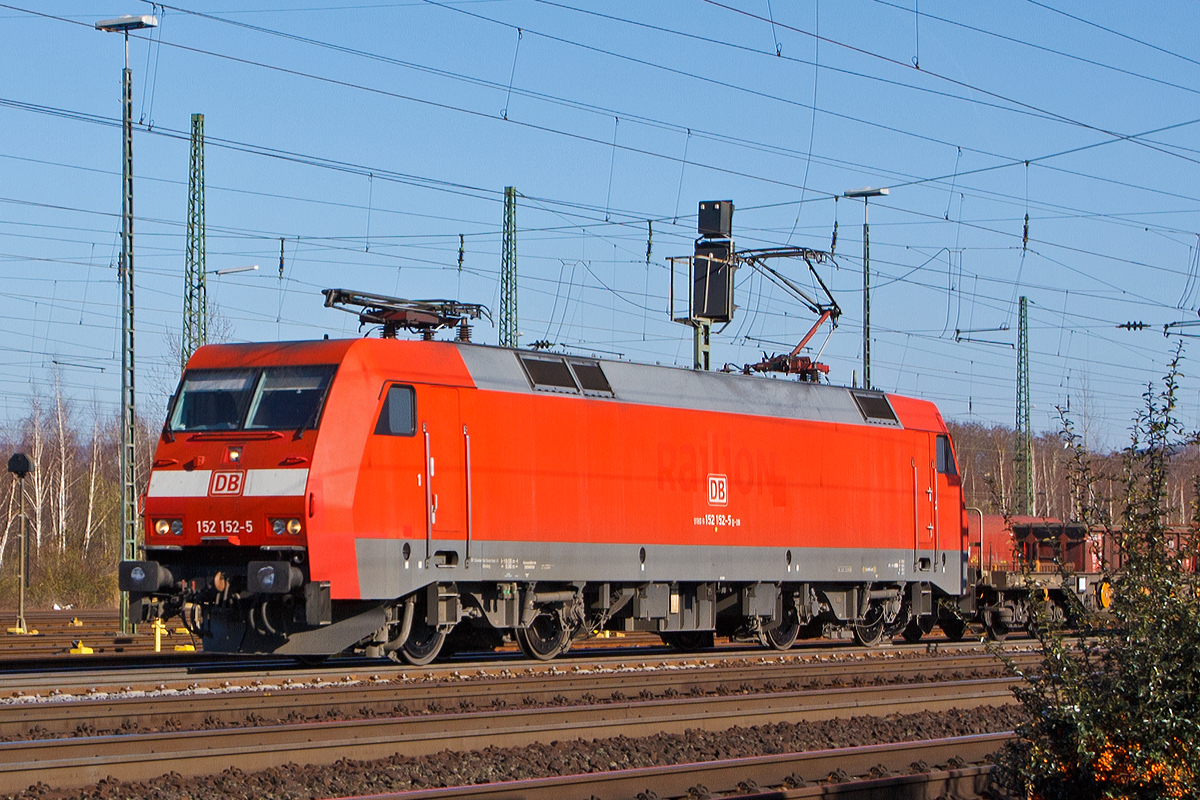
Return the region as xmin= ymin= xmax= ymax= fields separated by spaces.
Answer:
xmin=5 ymin=704 xmax=1025 ymax=800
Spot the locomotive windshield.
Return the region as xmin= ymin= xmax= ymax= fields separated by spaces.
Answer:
xmin=245 ymin=366 xmax=335 ymax=430
xmin=170 ymin=369 xmax=256 ymax=430
xmin=169 ymin=365 xmax=336 ymax=432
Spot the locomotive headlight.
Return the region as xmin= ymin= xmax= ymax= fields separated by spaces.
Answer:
xmin=170 ymin=519 xmax=183 ymax=536
xmin=154 ymin=519 xmax=170 ymax=536
xmin=271 ymin=518 xmax=302 ymax=535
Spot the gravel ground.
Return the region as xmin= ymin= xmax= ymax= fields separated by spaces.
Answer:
xmin=6 ymin=705 xmax=1025 ymax=800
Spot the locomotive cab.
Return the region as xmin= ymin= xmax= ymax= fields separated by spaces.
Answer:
xmin=122 ymin=345 xmax=344 ymax=652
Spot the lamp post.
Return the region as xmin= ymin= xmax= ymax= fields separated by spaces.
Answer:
xmin=843 ymin=187 xmax=889 ymax=390
xmin=96 ymin=13 xmax=157 ymax=634
xmin=6 ymin=453 xmax=32 ymax=636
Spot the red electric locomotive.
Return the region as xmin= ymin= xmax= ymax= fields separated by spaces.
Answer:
xmin=121 ymin=297 xmax=975 ymax=664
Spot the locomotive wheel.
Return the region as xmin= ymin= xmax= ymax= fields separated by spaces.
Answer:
xmin=516 ymin=613 xmax=571 ymax=661
xmin=395 ymin=620 xmax=446 ymax=666
xmin=852 ymin=603 xmax=886 ymax=647
xmin=763 ymin=613 xmax=801 ymax=651
xmin=661 ymin=631 xmax=714 ymax=652
xmin=938 ymin=613 xmax=968 ymax=642
xmin=984 ymin=611 xmax=1010 ymax=642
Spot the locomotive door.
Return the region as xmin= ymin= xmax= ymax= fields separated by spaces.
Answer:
xmin=415 ymin=384 xmax=464 ymax=566
xmin=361 ymin=382 xmax=424 ymax=547
xmin=933 ymin=434 xmax=963 ymax=578
xmin=912 ymin=436 xmax=937 ymax=573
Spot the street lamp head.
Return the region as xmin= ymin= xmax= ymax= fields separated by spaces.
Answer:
xmin=212 ymin=265 xmax=259 ymax=276
xmin=95 ymin=15 xmax=158 ymax=33
xmin=843 ymin=187 xmax=889 ymax=199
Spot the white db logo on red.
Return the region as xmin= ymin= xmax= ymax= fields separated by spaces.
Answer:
xmin=209 ymin=471 xmax=245 ymax=496
xmin=707 ymin=474 xmax=728 ymax=506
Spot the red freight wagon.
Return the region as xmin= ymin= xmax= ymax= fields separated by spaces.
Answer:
xmin=123 ymin=337 xmax=972 ymax=663
xmin=966 ymin=513 xmax=1109 ymax=638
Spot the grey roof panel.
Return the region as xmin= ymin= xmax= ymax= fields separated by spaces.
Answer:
xmin=454 ymin=343 xmax=894 ymax=428
xmin=457 ymin=344 xmax=535 ymax=394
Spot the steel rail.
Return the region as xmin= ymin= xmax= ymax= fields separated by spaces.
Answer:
xmin=0 ymin=637 xmax=1043 ymax=696
xmin=0 ymin=652 xmax=1031 ymax=738
xmin=0 ymin=679 xmax=1016 ymax=793
xmin=325 ymin=733 xmax=1013 ymax=800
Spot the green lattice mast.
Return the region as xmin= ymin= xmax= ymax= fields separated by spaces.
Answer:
xmin=499 ymin=186 xmax=518 ymax=347
xmin=182 ymin=113 xmax=207 ymax=368
xmin=1015 ymin=295 xmax=1033 ymax=515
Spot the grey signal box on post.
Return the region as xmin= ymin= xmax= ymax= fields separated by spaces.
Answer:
xmin=693 ymin=240 xmax=735 ymax=322
xmin=692 ymin=257 xmax=735 ymax=322
xmin=698 ymin=200 xmax=733 ymax=238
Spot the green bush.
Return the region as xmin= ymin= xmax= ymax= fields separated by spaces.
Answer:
xmin=1000 ymin=349 xmax=1200 ymax=799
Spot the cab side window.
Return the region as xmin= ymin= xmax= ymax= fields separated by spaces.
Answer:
xmin=374 ymin=385 xmax=415 ymax=436
xmin=936 ymin=434 xmax=958 ymax=476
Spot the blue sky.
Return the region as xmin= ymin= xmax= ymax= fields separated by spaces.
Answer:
xmin=3 ymin=1 xmax=1200 ymax=448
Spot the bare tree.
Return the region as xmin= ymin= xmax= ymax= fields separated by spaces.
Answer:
xmin=25 ymin=394 xmax=45 ymax=556
xmin=81 ymin=399 xmax=107 ymax=555
xmin=0 ymin=478 xmax=15 ymax=573
xmin=51 ymin=371 xmax=72 ymax=553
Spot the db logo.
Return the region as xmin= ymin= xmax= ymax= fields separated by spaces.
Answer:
xmin=209 ymin=471 xmax=245 ymax=496
xmin=707 ymin=474 xmax=728 ymax=507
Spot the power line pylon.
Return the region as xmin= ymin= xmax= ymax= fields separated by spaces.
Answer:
xmin=1015 ymin=295 xmax=1033 ymax=515
xmin=499 ymin=186 xmax=518 ymax=348
xmin=182 ymin=113 xmax=206 ymax=368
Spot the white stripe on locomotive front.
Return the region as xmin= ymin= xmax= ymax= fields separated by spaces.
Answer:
xmin=146 ymin=468 xmax=308 ymax=498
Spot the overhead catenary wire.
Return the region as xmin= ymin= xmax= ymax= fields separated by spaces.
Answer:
xmin=12 ymin=0 xmax=1200 ymax=230
xmin=1023 ymin=0 xmax=1200 ymax=71
xmin=6 ymin=92 xmax=1195 ymax=276
xmin=1 ymin=1 xmax=1198 ymax=441
xmin=871 ymin=0 xmax=1200 ymax=100
xmin=9 ymin=4 xmax=1200 ymax=248
xmin=700 ymin=0 xmax=1200 ymax=167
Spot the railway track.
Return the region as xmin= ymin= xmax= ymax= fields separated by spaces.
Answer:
xmin=0 ymin=607 xmax=1038 ymax=665
xmin=0 ymin=626 xmax=1036 ymax=695
xmin=0 ymin=677 xmax=1016 ymax=793
xmin=0 ymin=633 xmax=1034 ymax=798
xmin=0 ymin=648 xmax=1031 ymax=739
xmin=329 ymin=732 xmax=1012 ymax=800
